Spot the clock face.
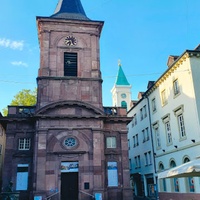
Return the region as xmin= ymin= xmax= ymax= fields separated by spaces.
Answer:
xmin=121 ymin=93 xmax=126 ymax=98
xmin=65 ymin=36 xmax=77 ymax=46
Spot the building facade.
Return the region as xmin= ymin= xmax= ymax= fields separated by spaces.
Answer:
xmin=127 ymin=45 xmax=200 ymax=200
xmin=0 ymin=1 xmax=133 ymax=200
xmin=127 ymin=91 xmax=156 ymax=198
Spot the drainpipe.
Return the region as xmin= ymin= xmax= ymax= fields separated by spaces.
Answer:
xmin=145 ymin=94 xmax=159 ymax=200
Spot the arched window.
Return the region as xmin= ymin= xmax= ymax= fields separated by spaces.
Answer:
xmin=158 ymin=162 xmax=166 ymax=191
xmin=183 ymin=157 xmax=195 ymax=192
xmin=170 ymin=160 xmax=179 ymax=192
xmin=121 ymin=101 xmax=127 ymax=108
xmin=170 ymin=160 xmax=176 ymax=168
xmin=158 ymin=162 xmax=164 ymax=171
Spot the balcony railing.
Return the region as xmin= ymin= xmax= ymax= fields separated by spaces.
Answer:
xmin=8 ymin=106 xmax=35 ymax=117
xmin=103 ymin=107 xmax=127 ymax=116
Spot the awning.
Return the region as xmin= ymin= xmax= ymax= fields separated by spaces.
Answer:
xmin=158 ymin=158 xmax=200 ymax=179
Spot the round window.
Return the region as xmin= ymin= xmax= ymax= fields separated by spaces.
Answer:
xmin=64 ymin=137 xmax=77 ymax=147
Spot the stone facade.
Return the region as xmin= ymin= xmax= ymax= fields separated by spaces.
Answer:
xmin=1 ymin=1 xmax=133 ymax=200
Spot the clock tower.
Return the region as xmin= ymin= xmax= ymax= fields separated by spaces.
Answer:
xmin=111 ymin=61 xmax=132 ymax=111
xmin=36 ymin=0 xmax=103 ymax=110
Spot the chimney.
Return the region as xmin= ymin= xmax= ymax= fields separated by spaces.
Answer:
xmin=138 ymin=92 xmax=144 ymax=100
xmin=167 ymin=55 xmax=179 ymax=68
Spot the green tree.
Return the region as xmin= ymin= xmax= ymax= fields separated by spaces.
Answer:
xmin=2 ymin=88 xmax=37 ymax=116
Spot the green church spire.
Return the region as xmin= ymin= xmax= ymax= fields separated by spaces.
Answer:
xmin=115 ymin=60 xmax=130 ymax=86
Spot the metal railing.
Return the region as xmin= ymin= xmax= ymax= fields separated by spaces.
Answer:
xmin=45 ymin=191 xmax=60 ymax=200
xmin=79 ymin=190 xmax=95 ymax=199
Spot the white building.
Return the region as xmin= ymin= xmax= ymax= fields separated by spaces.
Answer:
xmin=127 ymin=45 xmax=200 ymax=200
xmin=127 ymin=91 xmax=156 ymax=198
xmin=111 ymin=62 xmax=132 ymax=111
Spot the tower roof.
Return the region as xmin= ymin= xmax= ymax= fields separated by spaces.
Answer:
xmin=50 ymin=0 xmax=90 ymax=21
xmin=115 ymin=62 xmax=130 ymax=86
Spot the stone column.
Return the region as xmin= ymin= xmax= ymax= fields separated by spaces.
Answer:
xmin=120 ymin=131 xmax=133 ymax=200
xmin=93 ymin=130 xmax=105 ymax=196
xmin=33 ymin=130 xmax=47 ymax=198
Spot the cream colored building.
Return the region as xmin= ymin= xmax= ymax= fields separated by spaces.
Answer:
xmin=127 ymin=45 xmax=200 ymax=200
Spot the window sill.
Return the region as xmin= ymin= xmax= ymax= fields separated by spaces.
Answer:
xmin=173 ymin=92 xmax=181 ymax=99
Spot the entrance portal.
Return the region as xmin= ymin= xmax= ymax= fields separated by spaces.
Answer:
xmin=60 ymin=162 xmax=79 ymax=200
xmin=61 ymin=172 xmax=78 ymax=200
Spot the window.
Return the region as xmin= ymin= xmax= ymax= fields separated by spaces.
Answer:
xmin=128 ymin=139 xmax=130 ymax=150
xmin=143 ymin=105 xmax=147 ymax=118
xmin=174 ymin=105 xmax=186 ymax=139
xmin=170 ymin=160 xmax=179 ymax=192
xmin=132 ymin=114 xmax=137 ymax=127
xmin=159 ymin=163 xmax=167 ymax=192
xmin=154 ymin=127 xmax=161 ymax=148
xmin=161 ymin=89 xmax=167 ymax=105
xmin=133 ymin=134 xmax=139 ymax=147
xmin=140 ymin=106 xmax=147 ymax=120
xmin=183 ymin=157 xmax=195 ymax=192
xmin=152 ymin=98 xmax=156 ymax=112
xmin=64 ymin=52 xmax=77 ymax=76
xmin=142 ymin=130 xmax=145 ymax=142
xmin=121 ymin=101 xmax=127 ymax=109
xmin=146 ymin=128 xmax=149 ymax=141
xmin=144 ymin=151 xmax=152 ymax=166
xmin=129 ymin=159 xmax=132 ymax=170
xmin=173 ymin=79 xmax=180 ymax=96
xmin=134 ymin=114 xmax=137 ymax=125
xmin=142 ymin=128 xmax=149 ymax=142
xmin=148 ymin=151 xmax=152 ymax=165
xmin=165 ymin=121 xmax=172 ymax=145
xmin=178 ymin=114 xmax=186 ymax=138
xmin=16 ymin=164 xmax=29 ymax=190
xmin=162 ymin=114 xmax=172 ymax=145
xmin=18 ymin=138 xmax=31 ymax=150
xmin=135 ymin=155 xmax=141 ymax=168
xmin=136 ymin=134 xmax=139 ymax=146
xmin=133 ymin=136 xmax=136 ymax=147
xmin=107 ymin=162 xmax=118 ymax=187
xmin=64 ymin=137 xmax=77 ymax=147
xmin=153 ymin=123 xmax=161 ymax=149
xmin=140 ymin=108 xmax=143 ymax=120
xmin=144 ymin=152 xmax=148 ymax=166
xmin=134 ymin=156 xmax=138 ymax=168
xmin=106 ymin=137 xmax=116 ymax=148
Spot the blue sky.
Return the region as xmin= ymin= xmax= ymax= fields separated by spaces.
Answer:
xmin=1 ymin=0 xmax=200 ymax=112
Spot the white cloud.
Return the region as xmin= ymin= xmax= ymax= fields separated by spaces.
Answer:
xmin=0 ymin=38 xmax=24 ymax=50
xmin=11 ymin=61 xmax=28 ymax=67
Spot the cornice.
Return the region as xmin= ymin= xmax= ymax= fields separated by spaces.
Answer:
xmin=146 ymin=51 xmax=200 ymax=96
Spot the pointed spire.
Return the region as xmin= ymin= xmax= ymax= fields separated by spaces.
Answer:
xmin=51 ymin=0 xmax=90 ymax=21
xmin=115 ymin=60 xmax=130 ymax=86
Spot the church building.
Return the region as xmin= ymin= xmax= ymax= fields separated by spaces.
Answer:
xmin=0 ymin=0 xmax=133 ymax=200
xmin=111 ymin=62 xmax=132 ymax=111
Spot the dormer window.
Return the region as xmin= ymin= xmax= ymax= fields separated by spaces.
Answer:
xmin=64 ymin=52 xmax=77 ymax=76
